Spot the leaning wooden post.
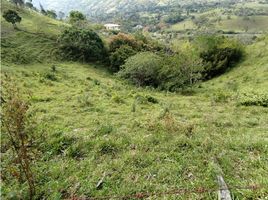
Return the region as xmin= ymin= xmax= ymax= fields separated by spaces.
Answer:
xmin=217 ymin=175 xmax=232 ymax=200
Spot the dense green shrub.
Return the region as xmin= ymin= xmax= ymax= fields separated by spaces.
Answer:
xmin=118 ymin=51 xmax=202 ymax=90
xmin=109 ymin=45 xmax=137 ymax=72
xmin=58 ymin=28 xmax=106 ymax=62
xmin=201 ymin=47 xmax=243 ymax=79
xmin=109 ymin=33 xmax=140 ymax=52
xmin=118 ymin=52 xmax=163 ymax=87
xmin=2 ymin=10 xmax=21 ymax=29
xmin=238 ymin=92 xmax=268 ymax=107
xmin=158 ymin=53 xmax=203 ymax=91
xmin=108 ymin=33 xmax=164 ymax=71
xmin=68 ymin=10 xmax=86 ymax=25
xmin=196 ymin=36 xmax=244 ymax=79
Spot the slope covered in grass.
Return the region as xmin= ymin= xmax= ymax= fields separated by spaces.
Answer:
xmin=1 ymin=1 xmax=68 ymax=64
xmin=1 ymin=2 xmax=268 ymax=199
xmin=1 ymin=43 xmax=268 ymax=200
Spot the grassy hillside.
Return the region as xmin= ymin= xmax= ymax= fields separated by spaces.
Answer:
xmin=1 ymin=1 xmax=268 ymax=200
xmin=1 ymin=1 xmax=67 ymax=64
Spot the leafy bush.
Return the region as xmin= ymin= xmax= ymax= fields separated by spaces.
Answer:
xmin=109 ymin=33 xmax=140 ymax=52
xmin=118 ymin=51 xmax=202 ymax=91
xmin=109 ymin=45 xmax=137 ymax=72
xmin=118 ymin=52 xmax=163 ymax=87
xmin=158 ymin=53 xmax=203 ymax=91
xmin=68 ymin=10 xmax=86 ymax=25
xmin=196 ymin=36 xmax=244 ymax=79
xmin=238 ymin=92 xmax=268 ymax=107
xmin=58 ymin=27 xmax=106 ymax=62
xmin=2 ymin=10 xmax=21 ymax=29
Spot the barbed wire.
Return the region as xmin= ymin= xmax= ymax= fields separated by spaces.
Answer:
xmin=68 ymin=184 xmax=264 ymax=200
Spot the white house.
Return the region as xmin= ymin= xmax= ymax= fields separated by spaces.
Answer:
xmin=104 ymin=23 xmax=120 ymax=31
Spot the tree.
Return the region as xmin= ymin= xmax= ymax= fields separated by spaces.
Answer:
xmin=11 ymin=0 xmax=24 ymax=7
xmin=3 ymin=10 xmax=22 ymax=29
xmin=195 ymin=36 xmax=244 ymax=79
xmin=47 ymin=10 xmax=57 ymax=19
xmin=58 ymin=27 xmax=106 ymax=62
xmin=109 ymin=33 xmax=139 ymax=52
xmin=69 ymin=10 xmax=86 ymax=25
xmin=25 ymin=2 xmax=34 ymax=9
xmin=58 ymin=11 xmax=65 ymax=20
xmin=109 ymin=45 xmax=137 ymax=72
xmin=39 ymin=3 xmax=47 ymax=15
xmin=118 ymin=52 xmax=163 ymax=87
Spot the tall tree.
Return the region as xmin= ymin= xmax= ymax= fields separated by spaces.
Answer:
xmin=69 ymin=10 xmax=86 ymax=25
xmin=39 ymin=3 xmax=47 ymax=15
xmin=11 ymin=0 xmax=24 ymax=7
xmin=58 ymin=11 xmax=65 ymax=20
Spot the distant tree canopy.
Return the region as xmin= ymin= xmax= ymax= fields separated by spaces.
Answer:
xmin=69 ymin=11 xmax=86 ymax=24
xmin=39 ymin=3 xmax=47 ymax=15
xmin=58 ymin=27 xmax=106 ymax=62
xmin=10 ymin=0 xmax=24 ymax=6
xmin=47 ymin=10 xmax=57 ymax=19
xmin=3 ymin=10 xmax=22 ymax=29
xmin=25 ymin=0 xmax=34 ymax=9
xmin=164 ymin=13 xmax=185 ymax=24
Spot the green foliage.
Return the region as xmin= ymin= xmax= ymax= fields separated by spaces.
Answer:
xmin=58 ymin=27 xmax=106 ymax=62
xmin=69 ymin=10 xmax=86 ymax=24
xmin=118 ymin=52 xmax=163 ymax=87
xmin=109 ymin=33 xmax=140 ymax=52
xmin=164 ymin=13 xmax=185 ymax=24
xmin=46 ymin=10 xmax=57 ymax=19
xmin=2 ymin=10 xmax=22 ymax=28
xmin=118 ymin=50 xmax=202 ymax=91
xmin=44 ymin=132 xmax=76 ymax=156
xmin=96 ymin=124 xmax=114 ymax=136
xmin=145 ymin=95 xmax=158 ymax=104
xmin=1 ymin=77 xmax=36 ymax=199
xmin=238 ymin=92 xmax=268 ymax=107
xmin=196 ymin=36 xmax=244 ymax=79
xmin=77 ymin=93 xmax=92 ymax=107
xmin=109 ymin=45 xmax=137 ymax=72
xmin=211 ymin=90 xmax=232 ymax=103
xmin=158 ymin=53 xmax=203 ymax=91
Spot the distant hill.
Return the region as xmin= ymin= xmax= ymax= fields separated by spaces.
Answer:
xmin=32 ymin=0 xmax=241 ymax=17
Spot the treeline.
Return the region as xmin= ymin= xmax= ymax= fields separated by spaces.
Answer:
xmin=2 ymin=5 xmax=244 ymax=91
xmin=9 ymin=0 xmax=65 ymax=20
xmin=57 ymin=19 xmax=244 ymax=91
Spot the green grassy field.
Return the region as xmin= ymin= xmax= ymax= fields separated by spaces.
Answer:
xmin=216 ymin=15 xmax=268 ymax=32
xmin=169 ymin=2 xmax=268 ymax=33
xmin=1 ymin=1 xmax=268 ymax=199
